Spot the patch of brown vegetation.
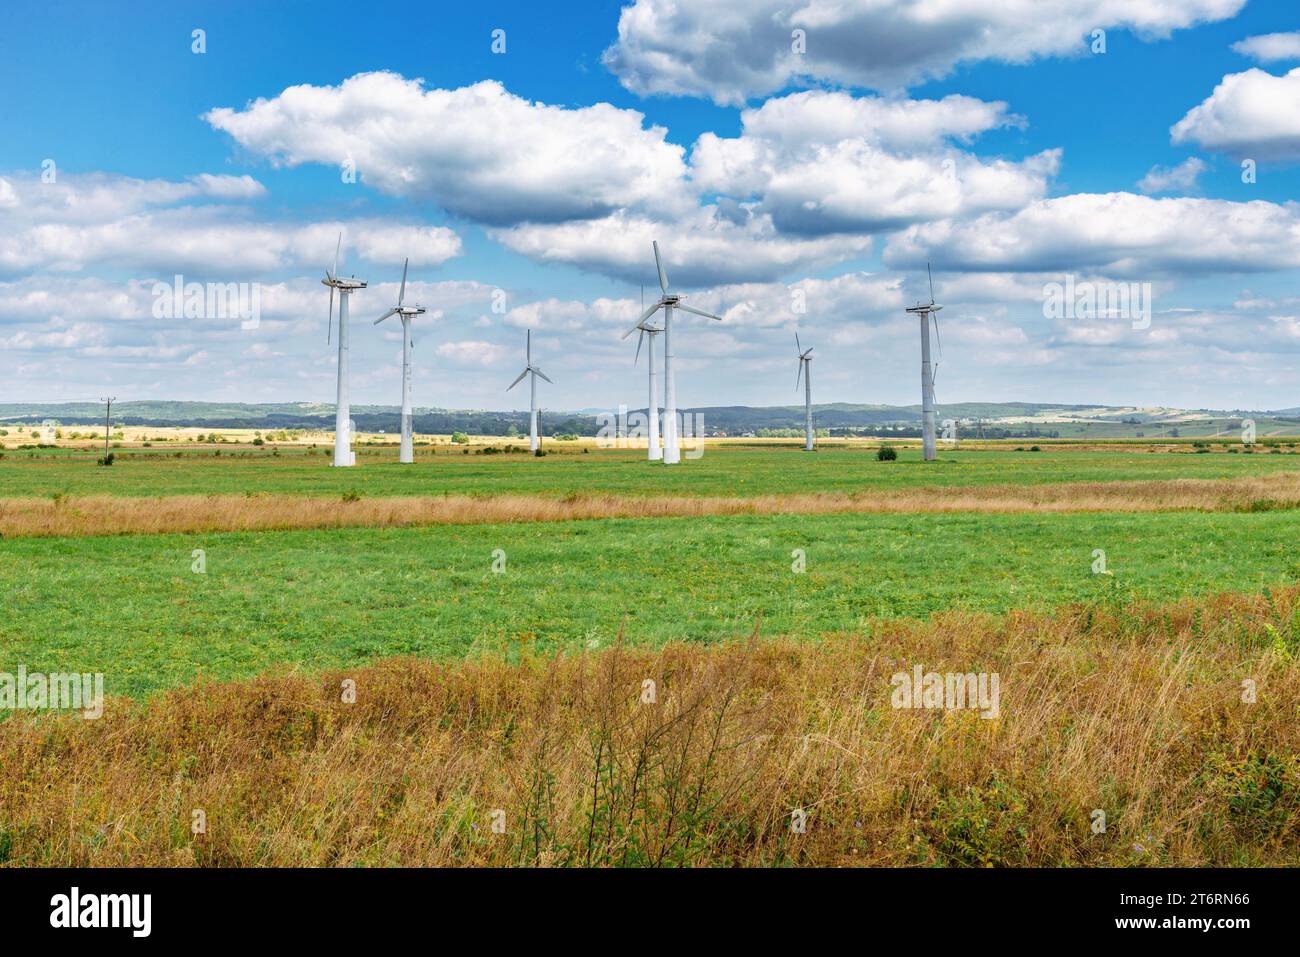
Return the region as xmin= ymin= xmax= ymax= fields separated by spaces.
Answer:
xmin=2 ymin=588 xmax=1297 ymax=866
xmin=3 ymin=472 xmax=1299 ymax=537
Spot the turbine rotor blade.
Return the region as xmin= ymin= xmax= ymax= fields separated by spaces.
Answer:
xmin=652 ymin=240 xmax=669 ymax=293
xmin=533 ymin=368 xmax=554 ymax=385
xmin=676 ymin=303 xmax=721 ymax=321
xmin=373 ymin=307 xmax=398 ymax=325
xmin=796 ymin=360 xmax=803 ymax=391
xmin=621 ymin=302 xmax=662 ymax=339
xmin=927 ymin=261 xmax=935 ymax=305
xmin=796 ymin=331 xmax=802 ymax=355
xmin=526 ymin=329 xmax=531 ymax=366
xmin=635 ymin=329 xmax=645 ymax=365
xmin=327 ymin=286 xmax=335 ymax=344
xmin=506 ymin=368 xmax=528 ymax=391
xmin=398 ymin=258 xmax=408 ymax=307
xmin=331 ymin=232 xmax=341 ymax=281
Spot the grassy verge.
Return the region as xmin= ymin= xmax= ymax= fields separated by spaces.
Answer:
xmin=3 ymin=473 xmax=1299 ymax=537
xmin=3 ymin=510 xmax=1299 ymax=697
xmin=2 ymin=588 xmax=1296 ymax=867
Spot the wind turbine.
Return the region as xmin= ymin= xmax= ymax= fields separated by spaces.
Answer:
xmin=632 ymin=312 xmax=663 ymax=461
xmin=905 ymin=263 xmax=942 ymax=462
xmin=795 ymin=333 xmax=814 ymax=451
xmin=323 ymin=232 xmax=367 ymax=468
xmin=506 ymin=329 xmax=552 ymax=452
xmin=620 ymin=241 xmax=720 ymax=464
xmin=373 ymin=258 xmax=425 ymax=465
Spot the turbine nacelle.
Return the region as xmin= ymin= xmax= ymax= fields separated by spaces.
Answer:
xmin=324 ymin=277 xmax=367 ymax=290
xmin=324 ymin=232 xmax=367 ymax=345
xmin=796 ymin=332 xmax=813 ymax=363
xmin=905 ymin=261 xmax=942 ymax=314
xmin=633 ymin=321 xmax=662 ymax=365
xmin=506 ymin=329 xmax=554 ymax=391
xmin=795 ymin=333 xmax=814 ymax=389
xmin=374 ymin=259 xmax=424 ymax=325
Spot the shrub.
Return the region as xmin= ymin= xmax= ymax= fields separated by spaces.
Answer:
xmin=876 ymin=445 xmax=897 ymax=461
xmin=450 ymin=431 xmax=469 ymax=445
xmin=97 ymin=453 xmax=115 ymax=467
xmin=252 ymin=438 xmax=264 ymax=446
xmin=921 ymin=776 xmax=1030 ymax=867
xmin=341 ymin=489 xmax=362 ymax=503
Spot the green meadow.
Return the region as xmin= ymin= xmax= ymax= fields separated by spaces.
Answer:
xmin=3 ymin=444 xmax=1299 ymax=499
xmin=4 ymin=509 xmax=1298 ymax=697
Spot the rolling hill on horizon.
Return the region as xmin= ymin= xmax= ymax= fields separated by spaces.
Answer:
xmin=2 ymin=399 xmax=1297 ymax=439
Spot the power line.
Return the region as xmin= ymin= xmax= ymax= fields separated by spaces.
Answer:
xmin=99 ymin=396 xmax=116 ymax=461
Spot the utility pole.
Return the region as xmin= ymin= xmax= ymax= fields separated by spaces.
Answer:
xmin=100 ymin=396 xmax=115 ymax=459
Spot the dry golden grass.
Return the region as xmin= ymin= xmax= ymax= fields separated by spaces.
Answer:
xmin=2 ymin=588 xmax=1297 ymax=867
xmin=5 ymin=472 xmax=1300 ymax=537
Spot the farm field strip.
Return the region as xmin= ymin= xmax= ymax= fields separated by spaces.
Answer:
xmin=3 ymin=447 xmax=1299 ymax=499
xmin=3 ymin=509 xmax=1298 ymax=697
xmin=3 ymin=471 xmax=1300 ymax=536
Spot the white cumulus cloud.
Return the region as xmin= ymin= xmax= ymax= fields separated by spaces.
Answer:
xmin=1137 ymin=157 xmax=1206 ymax=193
xmin=205 ymin=73 xmax=691 ymax=225
xmin=1171 ymin=67 xmax=1300 ymax=161
xmin=886 ymin=193 xmax=1300 ymax=277
xmin=604 ymin=0 xmax=1246 ymax=105
xmin=1231 ymin=32 xmax=1300 ymax=63
xmin=689 ymin=90 xmax=1057 ymax=235
xmin=492 ymin=207 xmax=872 ymax=287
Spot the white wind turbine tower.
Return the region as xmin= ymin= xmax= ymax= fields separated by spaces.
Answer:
xmin=905 ymin=263 xmax=942 ymax=462
xmin=506 ymin=329 xmax=553 ymax=452
xmin=323 ymin=232 xmax=367 ymax=467
xmin=620 ymin=240 xmax=720 ymax=464
xmin=632 ymin=308 xmax=663 ymax=461
xmin=795 ymin=333 xmax=814 ymax=451
xmin=373 ymin=258 xmax=426 ymax=465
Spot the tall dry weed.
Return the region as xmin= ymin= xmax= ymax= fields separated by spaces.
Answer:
xmin=0 ymin=589 xmax=1297 ymax=867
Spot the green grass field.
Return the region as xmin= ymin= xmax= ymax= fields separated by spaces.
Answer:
xmin=4 ymin=442 xmax=1300 ymax=869
xmin=3 ymin=444 xmax=1300 ymax=499
xmin=5 ymin=508 xmax=1298 ymax=697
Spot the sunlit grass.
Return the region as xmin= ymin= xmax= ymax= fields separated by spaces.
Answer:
xmin=3 ymin=509 xmax=1298 ymax=697
xmin=2 ymin=444 xmax=1298 ymax=500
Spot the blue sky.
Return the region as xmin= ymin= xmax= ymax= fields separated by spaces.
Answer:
xmin=2 ymin=0 xmax=1298 ymax=412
